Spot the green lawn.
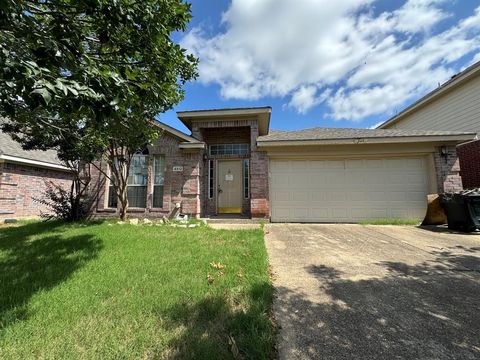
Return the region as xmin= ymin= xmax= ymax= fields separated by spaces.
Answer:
xmin=0 ymin=221 xmax=274 ymax=359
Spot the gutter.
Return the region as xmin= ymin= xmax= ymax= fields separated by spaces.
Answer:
xmin=257 ymin=134 xmax=477 ymax=147
xmin=0 ymin=154 xmax=71 ymax=171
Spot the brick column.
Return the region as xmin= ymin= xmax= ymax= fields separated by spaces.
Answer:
xmin=250 ymin=151 xmax=269 ymax=218
xmin=249 ymin=121 xmax=270 ymax=218
xmin=433 ymin=145 xmax=463 ymax=193
xmin=180 ymin=152 xmax=202 ymax=218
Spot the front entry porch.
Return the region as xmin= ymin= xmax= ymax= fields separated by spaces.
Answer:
xmin=217 ymin=160 xmax=243 ymax=214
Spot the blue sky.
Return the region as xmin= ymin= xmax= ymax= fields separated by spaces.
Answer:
xmin=158 ymin=0 xmax=480 ymax=134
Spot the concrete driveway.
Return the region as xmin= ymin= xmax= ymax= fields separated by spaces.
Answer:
xmin=265 ymin=224 xmax=480 ymax=360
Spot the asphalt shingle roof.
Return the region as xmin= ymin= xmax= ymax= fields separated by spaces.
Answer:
xmin=257 ymin=127 xmax=476 ymax=142
xmin=0 ymin=131 xmax=63 ymax=166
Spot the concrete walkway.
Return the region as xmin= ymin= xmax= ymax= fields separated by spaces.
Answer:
xmin=208 ymin=223 xmax=261 ymax=230
xmin=265 ymin=224 xmax=480 ymax=360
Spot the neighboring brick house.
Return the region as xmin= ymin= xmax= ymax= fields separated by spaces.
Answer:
xmin=378 ymin=60 xmax=480 ymax=188
xmin=0 ymin=131 xmax=72 ymax=219
xmin=457 ymin=140 xmax=480 ymax=188
xmin=90 ymin=107 xmax=475 ymax=223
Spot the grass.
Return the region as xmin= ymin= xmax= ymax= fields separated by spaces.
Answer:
xmin=0 ymin=220 xmax=275 ymax=359
xmin=359 ymin=218 xmax=421 ymax=225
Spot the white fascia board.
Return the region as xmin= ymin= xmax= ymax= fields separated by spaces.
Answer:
xmin=257 ymin=134 xmax=477 ymax=147
xmin=177 ymin=107 xmax=271 ymax=118
xmin=0 ymin=154 xmax=71 ymax=171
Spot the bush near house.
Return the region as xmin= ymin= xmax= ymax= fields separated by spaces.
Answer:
xmin=0 ymin=221 xmax=275 ymax=359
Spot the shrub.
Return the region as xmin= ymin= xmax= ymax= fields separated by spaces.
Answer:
xmin=34 ymin=181 xmax=89 ymax=221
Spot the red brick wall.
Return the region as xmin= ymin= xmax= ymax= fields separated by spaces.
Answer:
xmin=0 ymin=162 xmax=72 ymax=219
xmin=88 ymin=120 xmax=271 ymax=220
xmin=457 ymin=140 xmax=480 ymax=189
xmin=250 ymin=151 xmax=269 ymax=218
xmin=433 ymin=145 xmax=463 ymax=193
xmin=90 ymin=133 xmax=202 ymax=218
xmin=202 ymin=126 xmax=251 ymax=144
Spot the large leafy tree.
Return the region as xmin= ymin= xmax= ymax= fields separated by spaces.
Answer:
xmin=0 ymin=0 xmax=198 ymax=220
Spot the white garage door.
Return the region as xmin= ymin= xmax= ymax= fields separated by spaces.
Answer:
xmin=270 ymin=158 xmax=429 ymax=222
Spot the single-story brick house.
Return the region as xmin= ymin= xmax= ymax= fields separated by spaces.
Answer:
xmin=378 ymin=60 xmax=480 ymax=188
xmin=0 ymin=131 xmax=72 ymax=220
xmin=90 ymin=107 xmax=476 ymax=223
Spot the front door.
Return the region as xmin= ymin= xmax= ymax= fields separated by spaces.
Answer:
xmin=217 ymin=160 xmax=243 ymax=214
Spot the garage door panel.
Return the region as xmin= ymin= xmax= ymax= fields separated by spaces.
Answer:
xmin=350 ymin=208 xmax=367 ymax=218
xmin=271 ymin=176 xmax=289 ymax=187
xmin=406 ymin=191 xmax=425 ymax=201
xmin=407 ymin=158 xmax=424 ymax=167
xmin=311 ymin=192 xmax=326 ymax=201
xmin=270 ymin=157 xmax=428 ymax=222
xmin=354 ymin=208 xmax=389 ymax=219
xmin=349 ymin=192 xmax=368 ymax=201
xmin=310 ymin=208 xmax=329 ymax=218
xmin=386 ymin=159 xmax=406 ymax=168
xmin=273 ymin=191 xmax=290 ymax=201
xmin=332 ymin=208 xmax=348 ymax=218
xmin=272 ymin=207 xmax=291 ymax=219
xmin=345 ymin=159 xmax=364 ymax=169
xmin=325 ymin=160 xmax=344 ymax=169
xmin=389 ymin=191 xmax=407 ymax=201
xmin=310 ymin=161 xmax=325 ymax=169
xmin=327 ymin=191 xmax=347 ymax=201
xmin=270 ymin=160 xmax=290 ymax=171
xmin=293 ymin=208 xmax=308 ymax=218
xmin=292 ymin=191 xmax=308 ymax=201
xmin=390 ymin=209 xmax=410 ymax=218
xmin=407 ymin=174 xmax=427 ymax=184
xmin=294 ymin=174 xmax=309 ymax=187
xmin=292 ymin=161 xmax=309 ymax=170
xmin=365 ymin=159 xmax=383 ymax=168
xmin=365 ymin=173 xmax=386 ymax=184
xmin=369 ymin=191 xmax=388 ymax=201
xmin=323 ymin=172 xmax=344 ymax=185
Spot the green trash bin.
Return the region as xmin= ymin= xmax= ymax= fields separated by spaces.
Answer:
xmin=441 ymin=191 xmax=480 ymax=232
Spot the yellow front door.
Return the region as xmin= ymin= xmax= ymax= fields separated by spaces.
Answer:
xmin=217 ymin=160 xmax=242 ymax=214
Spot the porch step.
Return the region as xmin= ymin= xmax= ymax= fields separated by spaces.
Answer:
xmin=203 ymin=217 xmax=266 ymax=224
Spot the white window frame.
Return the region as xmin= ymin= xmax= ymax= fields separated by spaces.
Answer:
xmin=208 ymin=160 xmax=214 ymax=199
xmin=243 ymin=159 xmax=250 ymax=199
xmin=152 ymin=155 xmax=166 ymax=208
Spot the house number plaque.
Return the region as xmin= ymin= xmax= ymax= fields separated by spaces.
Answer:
xmin=173 ymin=166 xmax=183 ymax=172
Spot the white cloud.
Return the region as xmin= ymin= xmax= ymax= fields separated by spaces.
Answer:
xmin=469 ymin=52 xmax=480 ymax=66
xmin=182 ymin=1 xmax=480 ymax=120
xmin=393 ymin=0 xmax=450 ymax=33
xmin=287 ymin=86 xmax=332 ymax=114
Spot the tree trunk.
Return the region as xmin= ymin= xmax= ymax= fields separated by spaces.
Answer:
xmin=118 ymin=183 xmax=129 ymax=221
xmin=106 ymin=144 xmax=132 ymax=221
